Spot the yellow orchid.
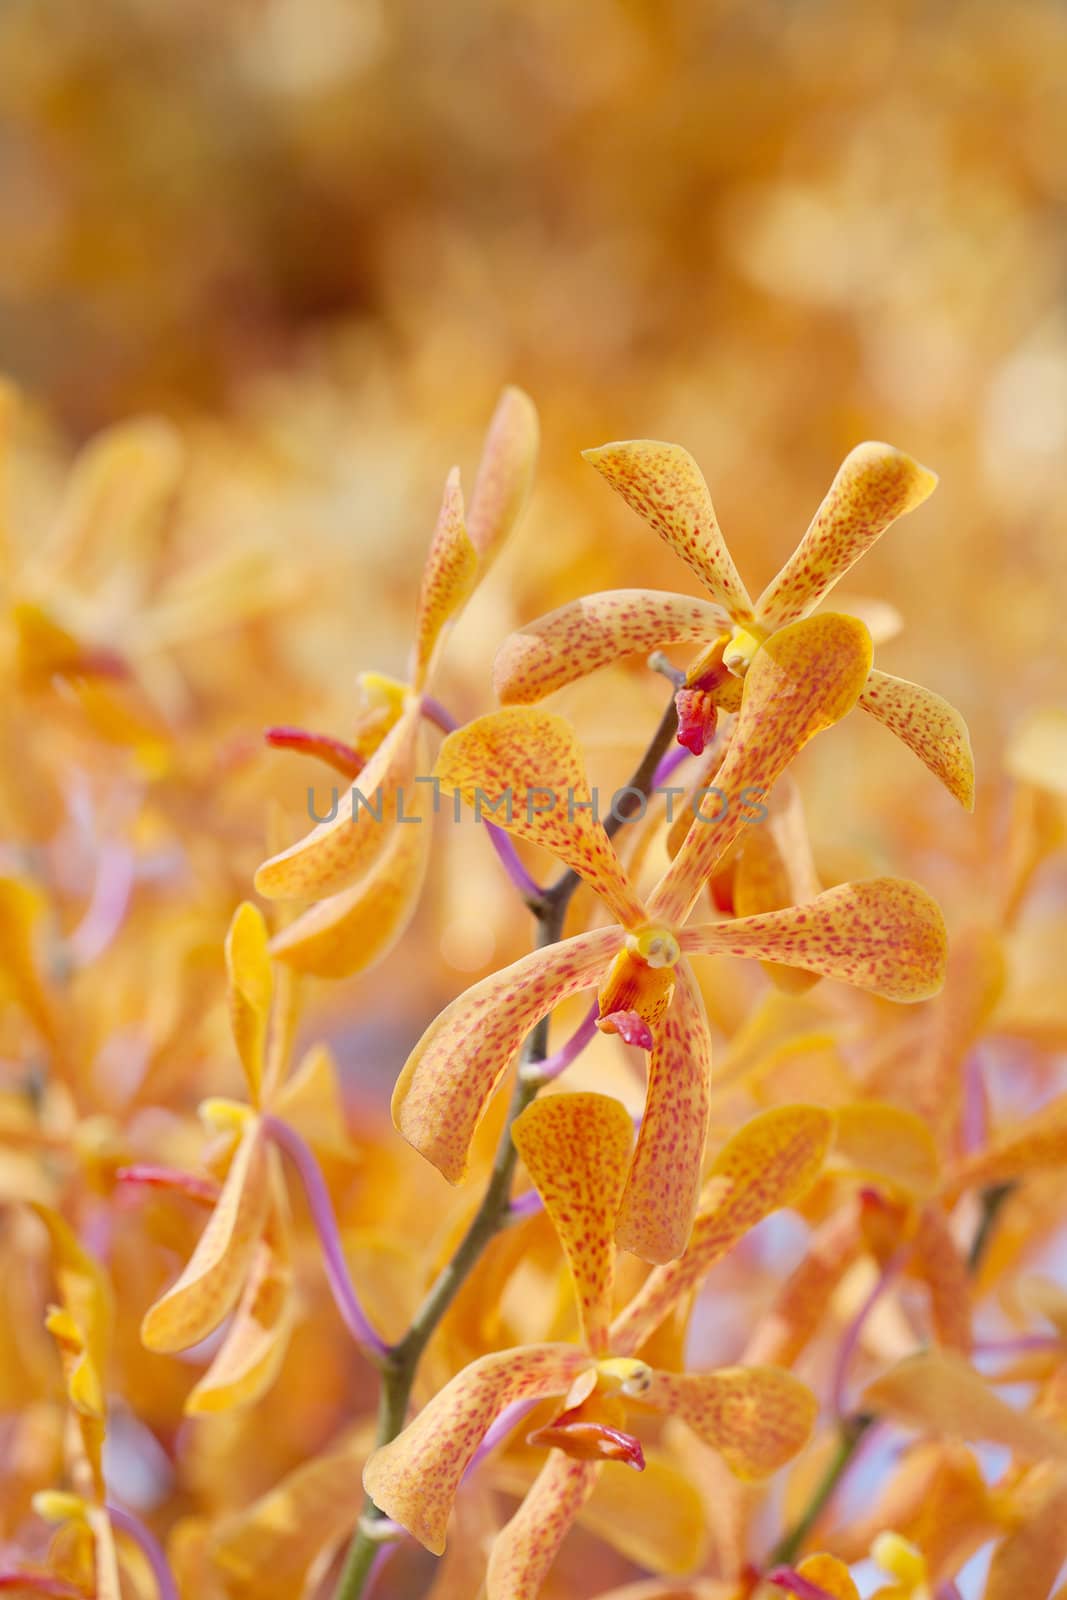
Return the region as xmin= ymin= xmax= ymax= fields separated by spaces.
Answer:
xmin=395 ymin=662 xmax=947 ymax=1264
xmin=364 ymin=1096 xmax=832 ymax=1595
xmin=253 ymin=386 xmax=539 ymax=978
xmin=139 ymin=901 xmax=359 ymax=1412
xmin=495 ymin=438 xmax=974 ymax=810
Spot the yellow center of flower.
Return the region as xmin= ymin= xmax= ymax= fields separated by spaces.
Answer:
xmin=625 ymin=924 xmax=681 ymax=969
xmin=32 ymin=1490 xmax=90 ymax=1526
xmin=722 ymin=624 xmax=764 ymax=676
xmin=595 ymin=1355 xmax=654 ymax=1397
xmin=199 ymin=1097 xmax=254 ymax=1135
xmin=358 ymin=671 xmax=410 ymax=718
xmin=871 ymin=1531 xmax=930 ymax=1597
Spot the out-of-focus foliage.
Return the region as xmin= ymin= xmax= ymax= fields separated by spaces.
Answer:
xmin=2 ymin=2 xmax=1067 ymax=1598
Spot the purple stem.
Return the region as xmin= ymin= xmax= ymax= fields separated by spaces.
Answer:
xmin=536 ymin=1002 xmax=600 ymax=1083
xmin=936 ymin=1583 xmax=964 ymax=1600
xmin=107 ymin=1505 xmax=177 ymax=1600
xmin=420 ymin=694 xmax=544 ymax=901
xmin=974 ymin=1333 xmax=1064 ymax=1358
xmin=69 ymin=841 xmax=135 ymax=967
xmin=831 ymin=1248 xmax=907 ymax=1418
xmin=651 ymin=743 xmax=690 ymax=789
xmin=263 ymin=1115 xmax=388 ymax=1360
xmin=464 ymin=1399 xmax=539 ymax=1477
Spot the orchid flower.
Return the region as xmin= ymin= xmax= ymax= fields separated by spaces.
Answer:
xmin=396 ymin=626 xmax=947 ymax=1263
xmin=495 ymin=438 xmax=974 ymax=809
xmin=140 ymin=902 xmax=366 ymax=1408
xmin=364 ymin=1096 xmax=832 ymax=1596
xmin=253 ymin=386 xmax=539 ymax=977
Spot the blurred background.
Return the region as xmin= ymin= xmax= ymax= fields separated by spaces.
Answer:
xmin=3 ymin=0 xmax=1066 ymax=1177
xmin=2 ymin=4 xmax=1067 ymax=1593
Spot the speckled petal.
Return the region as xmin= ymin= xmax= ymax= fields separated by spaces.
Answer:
xmin=616 ymin=962 xmax=712 ymax=1266
xmin=412 ymin=468 xmax=478 ymax=690
xmin=435 ymin=709 xmax=647 ymax=926
xmin=268 ymin=772 xmax=431 ymax=978
xmin=486 ymin=1451 xmax=600 ymax=1600
xmin=984 ymin=1467 xmax=1067 ymax=1600
xmin=611 ymin=1105 xmax=834 ymax=1356
xmin=141 ymin=1122 xmax=271 ymax=1353
xmin=583 ymin=440 xmax=753 ymax=620
xmin=643 ymin=1366 xmax=817 ymax=1479
xmin=363 ymin=1344 xmax=589 ymax=1555
xmin=681 ymin=878 xmax=948 ymax=1002
xmin=911 ymin=1203 xmax=971 ymax=1353
xmin=254 ymin=701 xmax=420 ymax=900
xmin=858 ymin=669 xmax=975 ymax=809
xmin=743 ymin=1205 xmax=863 ymax=1368
xmin=466 ymin=385 xmax=539 ymax=569
xmin=512 ymin=1093 xmax=633 ymax=1353
xmin=755 ymin=443 xmax=937 ymax=630
xmin=225 ymin=902 xmax=273 ymax=1106
xmin=394 ymin=927 xmax=623 ymax=1183
xmin=494 ymin=590 xmax=721 ymax=704
xmin=793 ymin=1554 xmax=862 ymax=1600
xmin=648 ymin=614 xmax=872 ymax=925
xmin=944 ymin=1093 xmax=1067 ymax=1200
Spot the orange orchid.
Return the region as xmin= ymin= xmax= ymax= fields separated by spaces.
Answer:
xmin=395 ymin=632 xmax=947 ymax=1264
xmin=253 ymin=386 xmax=539 ymax=978
xmin=364 ymin=1096 xmax=831 ymax=1595
xmin=495 ymin=438 xmax=974 ymax=810
xmin=139 ymin=901 xmax=359 ymax=1411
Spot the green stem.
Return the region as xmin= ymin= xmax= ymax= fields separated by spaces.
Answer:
xmin=332 ymin=698 xmax=677 ymax=1600
xmin=770 ymin=1177 xmax=1016 ymax=1568
xmin=768 ymin=1413 xmax=875 ymax=1568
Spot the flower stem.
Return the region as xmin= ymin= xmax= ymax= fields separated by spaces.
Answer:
xmin=107 ymin=1504 xmax=178 ymax=1600
xmin=331 ymin=696 xmax=678 ymax=1600
xmin=263 ymin=1114 xmax=389 ymax=1363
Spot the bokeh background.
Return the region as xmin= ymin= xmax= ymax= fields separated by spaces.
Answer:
xmin=2 ymin=2 xmax=1067 ymax=1595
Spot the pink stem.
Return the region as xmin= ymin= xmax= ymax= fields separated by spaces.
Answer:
xmin=68 ymin=841 xmax=135 ymax=967
xmin=107 ymin=1504 xmax=177 ymax=1600
xmin=420 ymin=695 xmax=544 ymax=901
xmin=262 ymin=1115 xmax=388 ymax=1360
xmin=651 ymin=743 xmax=690 ymax=788
xmin=831 ymin=1248 xmax=907 ymax=1418
xmin=537 ymin=1002 xmax=599 ymax=1083
xmin=974 ymin=1333 xmax=1064 ymax=1358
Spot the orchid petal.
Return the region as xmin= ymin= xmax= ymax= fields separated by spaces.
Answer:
xmin=466 ymin=386 xmax=539 ymax=569
xmin=911 ymin=1204 xmax=971 ymax=1353
xmin=617 ymin=962 xmax=712 ymax=1265
xmin=944 ymin=1092 xmax=1067 ymax=1200
xmin=583 ymin=440 xmax=753 ymax=621
xmin=225 ymin=903 xmax=273 ymax=1106
xmin=577 ymin=1450 xmax=709 ymax=1576
xmin=984 ymin=1465 xmax=1067 ymax=1600
xmin=49 ymin=417 xmax=183 ymax=579
xmin=254 ymin=702 xmax=421 ymax=900
xmin=649 ymin=614 xmax=872 ymax=925
xmin=512 ymin=1093 xmax=633 ymax=1352
xmin=394 ymin=927 xmax=622 ymax=1183
xmin=755 ymin=443 xmax=937 ymax=631
xmin=831 ymin=1102 xmax=940 ymax=1199
xmin=363 ymin=1344 xmax=589 ymax=1554
xmin=611 ymin=1105 xmax=834 ymax=1355
xmin=486 ymin=1451 xmax=600 ymax=1600
xmin=141 ymin=1122 xmax=270 ymax=1353
xmin=268 ymin=771 xmax=431 ymax=978
xmin=494 ymin=591 xmax=721 ymax=705
xmin=209 ymin=1435 xmax=366 ymax=1600
xmin=681 ymin=878 xmax=947 ymax=1002
xmin=863 ymin=1349 xmax=1067 ymax=1460
xmin=0 ymin=875 xmax=58 ymax=1044
xmin=272 ymin=1042 xmax=353 ymax=1161
xmin=412 ymin=468 xmax=478 ymax=691
xmin=435 ymin=709 xmax=646 ymax=926
xmin=743 ymin=1205 xmax=863 ymax=1367
xmin=793 ymin=1554 xmax=862 ymax=1599
xmin=733 ymin=778 xmax=821 ymax=994
xmin=1006 ymin=707 xmax=1067 ymax=796
xmin=858 ymin=670 xmax=975 ymax=810
xmin=643 ymin=1365 xmax=817 ymax=1479
xmin=185 ymin=1204 xmax=293 ymax=1414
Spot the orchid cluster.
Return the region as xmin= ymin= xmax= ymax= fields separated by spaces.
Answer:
xmin=3 ymin=379 xmax=1067 ymax=1600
